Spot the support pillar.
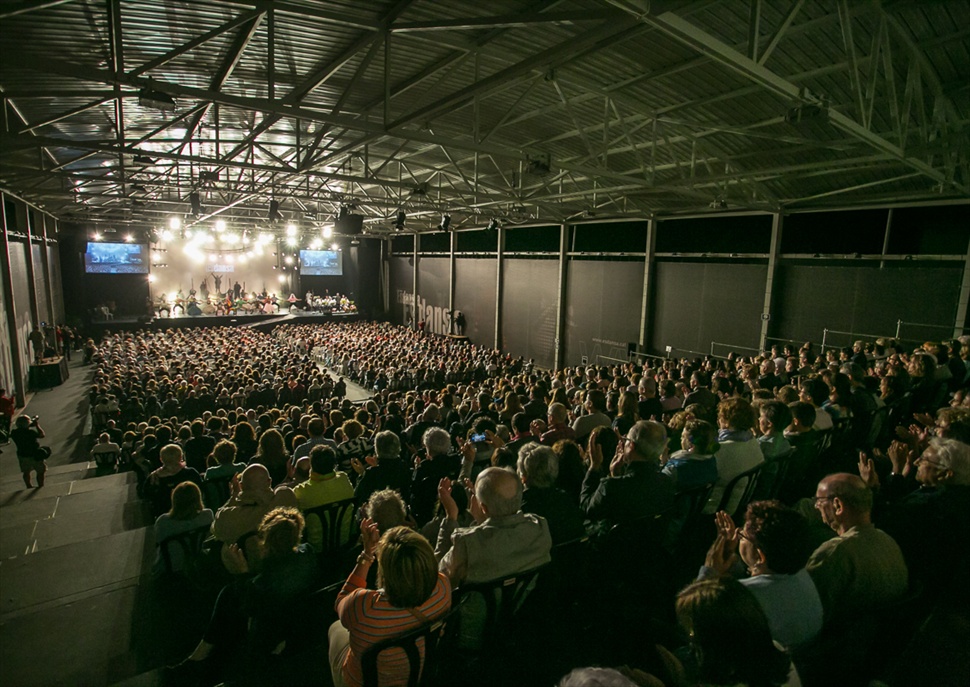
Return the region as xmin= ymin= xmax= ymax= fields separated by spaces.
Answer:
xmin=955 ymin=240 xmax=970 ymax=339
xmin=759 ymin=212 xmax=783 ymax=351
xmin=554 ymin=223 xmax=568 ymax=369
xmin=494 ymin=226 xmax=505 ymax=350
xmin=638 ymin=218 xmax=656 ymax=353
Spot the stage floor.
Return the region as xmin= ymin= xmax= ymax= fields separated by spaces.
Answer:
xmin=88 ymin=310 xmax=361 ymax=336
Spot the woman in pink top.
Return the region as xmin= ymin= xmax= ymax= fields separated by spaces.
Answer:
xmin=329 ymin=519 xmax=451 ymax=687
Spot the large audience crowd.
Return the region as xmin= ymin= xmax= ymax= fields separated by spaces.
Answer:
xmin=78 ymin=320 xmax=970 ymax=687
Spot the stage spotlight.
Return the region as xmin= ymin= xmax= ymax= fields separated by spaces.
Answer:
xmin=215 ymin=219 xmax=226 ymax=232
xmin=93 ymin=232 xmax=102 ymax=241
xmin=284 ymin=256 xmax=294 ymax=265
xmin=160 ymin=229 xmax=173 ymax=242
xmin=169 ymin=216 xmax=181 ymax=230
xmin=124 ymin=233 xmax=134 ymax=242
xmin=185 ymin=229 xmax=194 ymax=239
xmin=269 ymin=199 xmax=281 ymax=221
xmin=350 ymin=237 xmax=360 ymax=247
xmin=286 ymin=237 xmax=298 ymax=247
xmin=148 ymin=274 xmax=156 ymax=283
xmin=394 ymin=210 xmax=406 ymax=231
xmin=278 ymin=275 xmax=286 ymax=283
xmin=310 ymin=238 xmax=323 ymax=249
xmin=322 ymin=225 xmax=333 ymax=239
xmin=331 ymin=242 xmax=339 ymax=250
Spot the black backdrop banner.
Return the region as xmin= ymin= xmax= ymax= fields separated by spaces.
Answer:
xmin=455 ymin=258 xmax=497 ymax=346
xmin=565 ymin=259 xmax=643 ymax=365
xmin=502 ymin=259 xmax=558 ymax=369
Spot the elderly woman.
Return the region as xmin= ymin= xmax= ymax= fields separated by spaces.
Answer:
xmin=699 ymin=501 xmax=823 ymax=648
xmin=518 ymin=443 xmax=585 ymax=544
xmin=328 ymin=521 xmax=451 ymax=687
xmin=860 ymin=437 xmax=970 ymax=594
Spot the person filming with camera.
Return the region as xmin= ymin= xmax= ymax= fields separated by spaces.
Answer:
xmin=11 ymin=414 xmax=51 ymax=489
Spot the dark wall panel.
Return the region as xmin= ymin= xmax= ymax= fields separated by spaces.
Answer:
xmin=7 ymin=240 xmax=33 ymax=392
xmin=651 ymin=262 xmax=767 ymax=356
xmin=31 ymin=243 xmax=50 ymax=324
xmin=565 ymin=259 xmax=643 ymax=365
xmin=48 ymin=245 xmax=65 ymax=324
xmin=454 ymin=258 xmax=496 ymax=347
xmin=773 ymin=264 xmax=963 ymax=350
xmin=501 ymin=259 xmax=558 ymax=369
xmin=0 ymin=264 xmax=14 ymax=392
xmin=415 ymin=257 xmax=451 ymax=336
xmin=388 ymin=257 xmax=413 ymax=326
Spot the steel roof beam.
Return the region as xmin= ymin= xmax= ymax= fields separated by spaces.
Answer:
xmin=0 ymin=0 xmax=74 ymax=21
xmin=639 ymin=10 xmax=965 ymax=193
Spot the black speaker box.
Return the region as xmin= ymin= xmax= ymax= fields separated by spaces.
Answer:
xmin=336 ymin=213 xmax=364 ymax=235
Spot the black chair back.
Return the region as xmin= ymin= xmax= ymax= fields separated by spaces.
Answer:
xmin=360 ymin=607 xmax=455 ymax=687
xmin=202 ymin=476 xmax=233 ymax=510
xmin=665 ymin=482 xmax=715 ymax=551
xmin=158 ymin=524 xmax=212 ymax=576
xmin=752 ymin=447 xmax=796 ymax=501
xmin=303 ymin=498 xmax=357 ymax=554
xmin=717 ymin=463 xmax=763 ymax=519
xmin=453 ymin=566 xmax=546 ymax=649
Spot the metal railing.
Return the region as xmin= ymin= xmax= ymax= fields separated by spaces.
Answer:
xmin=821 ymin=328 xmax=896 ymax=353
xmin=710 ymin=340 xmax=761 ymax=358
xmin=895 ymin=319 xmax=970 ymax=342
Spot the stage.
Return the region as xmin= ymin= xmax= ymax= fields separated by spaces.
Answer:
xmin=88 ymin=309 xmax=362 ymax=337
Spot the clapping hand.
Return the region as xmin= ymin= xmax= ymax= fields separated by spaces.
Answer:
xmin=704 ymin=533 xmax=738 ymax=578
xmin=858 ymin=451 xmax=880 ymax=489
xmin=437 ymin=477 xmax=460 ymax=521
xmin=714 ymin=510 xmax=738 ymax=541
xmin=359 ymin=517 xmax=380 ymax=555
xmin=888 ymin=440 xmax=915 ymax=477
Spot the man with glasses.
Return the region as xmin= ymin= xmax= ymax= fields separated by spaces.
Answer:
xmin=805 ymin=473 xmax=908 ymax=624
xmin=580 ymin=420 xmax=675 ymax=527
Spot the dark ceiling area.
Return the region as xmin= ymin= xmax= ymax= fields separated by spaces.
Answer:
xmin=1 ymin=0 xmax=967 ymax=238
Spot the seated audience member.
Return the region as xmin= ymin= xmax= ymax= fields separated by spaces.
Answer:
xmin=292 ymin=445 xmax=355 ymax=551
xmin=328 ymin=522 xmax=451 ymax=687
xmin=757 ymin=401 xmax=792 ymax=460
xmin=540 ymin=403 xmax=576 ymax=446
xmin=779 ymin=402 xmax=818 ymax=500
xmin=662 ymin=419 xmax=719 ymax=492
xmin=144 ymin=444 xmax=202 ymax=516
xmin=204 ymin=439 xmax=246 ymax=481
xmin=362 ymin=489 xmax=410 ymax=534
xmin=699 ymin=502 xmax=822 ymax=648
xmin=557 ymin=667 xmax=643 ymax=687
xmin=410 ymin=427 xmax=461 ymax=526
xmin=212 ymin=464 xmax=298 ymax=570
xmin=435 ymin=467 xmax=552 ymax=648
xmin=672 ymin=579 xmax=797 ymax=687
xmin=807 ymin=473 xmax=908 ymax=624
xmin=552 ymin=438 xmax=587 ymax=502
xmin=800 ymin=378 xmax=834 ymax=431
xmin=153 ymin=481 xmax=214 ymax=576
xmin=705 ymin=398 xmax=764 ymax=514
xmin=352 ymin=430 xmax=410 ymax=507
xmin=637 ymin=377 xmax=664 ymax=423
xmin=505 ymin=412 xmax=536 ymax=458
xmin=684 ymin=371 xmax=718 ymax=421
xmin=251 ymin=428 xmax=290 ymax=487
xmin=293 ymin=416 xmax=337 ymax=464
xmin=183 ymin=420 xmax=216 ymax=473
xmin=90 ymin=431 xmax=122 ymax=467
xmin=278 ymin=456 xmax=311 ymax=489
xmin=572 ymin=389 xmax=612 ymax=443
xmin=859 ymin=437 xmax=970 ymax=593
xmin=581 ymin=420 xmax=675 ymax=527
xmin=172 ymin=508 xmax=319 ymax=681
xmin=517 ymin=443 xmax=586 ymax=544
xmin=229 ymin=421 xmax=259 ymax=464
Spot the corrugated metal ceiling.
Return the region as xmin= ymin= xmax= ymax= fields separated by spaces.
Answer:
xmin=0 ymin=0 xmax=966 ymax=235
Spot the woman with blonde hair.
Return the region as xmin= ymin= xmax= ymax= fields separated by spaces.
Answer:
xmin=328 ymin=521 xmax=451 ymax=687
xmin=152 ymin=481 xmax=213 ymax=575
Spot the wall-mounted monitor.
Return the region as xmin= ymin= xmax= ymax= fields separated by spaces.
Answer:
xmin=300 ymin=249 xmax=343 ymax=276
xmin=84 ymin=242 xmax=149 ymax=274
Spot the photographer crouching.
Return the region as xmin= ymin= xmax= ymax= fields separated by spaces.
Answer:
xmin=11 ymin=415 xmax=51 ymax=489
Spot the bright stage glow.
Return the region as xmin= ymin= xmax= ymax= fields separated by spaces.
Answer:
xmin=184 ymin=229 xmax=194 ymax=239
xmin=93 ymin=232 xmax=102 ymax=241
xmin=160 ymin=230 xmax=173 ymax=242
xmin=148 ymin=274 xmax=156 ymax=283
xmin=286 ymin=224 xmax=297 ymax=237
xmin=215 ymin=219 xmax=226 ymax=232
xmin=124 ymin=234 xmax=134 ymax=242
xmin=169 ymin=216 xmax=181 ymax=230
xmin=322 ymin=225 xmax=333 ymax=239
xmin=278 ymin=275 xmax=286 ymax=283
xmin=284 ymin=255 xmax=294 ymax=265
xmin=331 ymin=243 xmax=339 ymax=250
xmin=310 ymin=238 xmax=323 ymax=249
xmin=286 ymin=237 xmax=298 ymax=247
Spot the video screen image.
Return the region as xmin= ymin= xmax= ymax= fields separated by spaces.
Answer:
xmin=300 ymin=249 xmax=343 ymax=276
xmin=84 ymin=242 xmax=149 ymax=274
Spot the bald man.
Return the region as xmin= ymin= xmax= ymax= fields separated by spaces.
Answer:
xmin=212 ymin=463 xmax=298 ymax=570
xmin=435 ymin=467 xmax=551 ymax=586
xmin=807 ymin=473 xmax=908 ymax=624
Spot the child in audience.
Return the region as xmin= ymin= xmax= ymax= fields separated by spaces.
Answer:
xmin=757 ymin=401 xmax=792 ymax=460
